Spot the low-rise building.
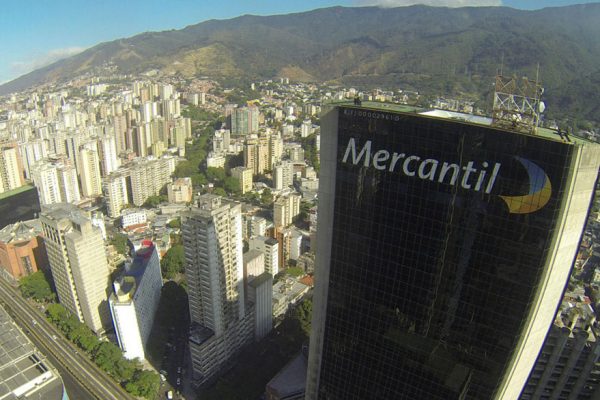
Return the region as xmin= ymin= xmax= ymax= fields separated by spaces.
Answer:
xmin=0 ymin=219 xmax=48 ymax=280
xmin=272 ymin=278 xmax=309 ymax=321
xmin=167 ymin=177 xmax=193 ymax=204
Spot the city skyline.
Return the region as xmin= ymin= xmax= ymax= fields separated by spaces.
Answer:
xmin=1 ymin=0 xmax=598 ymax=84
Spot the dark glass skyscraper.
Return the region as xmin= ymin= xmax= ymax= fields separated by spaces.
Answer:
xmin=306 ymin=104 xmax=600 ymax=399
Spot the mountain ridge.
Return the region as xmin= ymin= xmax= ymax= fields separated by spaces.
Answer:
xmin=3 ymin=4 xmax=600 ymax=122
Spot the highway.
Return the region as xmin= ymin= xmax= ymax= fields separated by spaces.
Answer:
xmin=0 ymin=278 xmax=135 ymax=400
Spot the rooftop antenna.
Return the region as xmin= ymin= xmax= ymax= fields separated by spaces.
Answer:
xmin=491 ymin=68 xmax=543 ymax=135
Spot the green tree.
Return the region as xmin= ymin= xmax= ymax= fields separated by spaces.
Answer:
xmin=46 ymin=303 xmax=68 ymax=323
xmin=213 ymin=187 xmax=227 ymax=197
xmin=19 ymin=271 xmax=55 ymax=302
xmin=94 ymin=341 xmax=123 ymax=374
xmin=167 ymin=218 xmax=181 ymax=229
xmin=260 ymin=188 xmax=273 ymax=206
xmin=191 ymin=172 xmax=208 ymax=187
xmin=294 ymin=299 xmax=313 ymax=336
xmin=115 ymin=358 xmax=138 ymax=382
xmin=125 ymin=370 xmax=160 ymax=399
xmin=76 ymin=329 xmax=100 ymax=353
xmin=207 ymin=167 xmax=226 ymax=183
xmin=142 ymin=195 xmax=166 ymax=208
xmin=161 ymin=244 xmax=185 ymax=279
xmin=110 ymin=233 xmax=129 ymax=255
xmin=224 ymin=176 xmax=240 ymax=194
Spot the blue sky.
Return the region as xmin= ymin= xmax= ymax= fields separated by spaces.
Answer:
xmin=1 ymin=0 xmax=598 ymax=84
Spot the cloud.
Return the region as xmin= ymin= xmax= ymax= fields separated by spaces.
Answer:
xmin=357 ymin=0 xmax=502 ymax=7
xmin=10 ymin=47 xmax=86 ymax=78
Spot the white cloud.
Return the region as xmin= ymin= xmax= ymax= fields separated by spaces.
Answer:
xmin=10 ymin=47 xmax=86 ymax=78
xmin=357 ymin=0 xmax=502 ymax=7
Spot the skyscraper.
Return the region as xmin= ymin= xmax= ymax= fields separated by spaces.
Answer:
xmin=109 ymin=241 xmax=162 ymax=361
xmin=40 ymin=203 xmax=111 ymax=335
xmin=183 ymin=194 xmax=253 ymax=384
xmin=306 ymin=103 xmax=600 ymax=399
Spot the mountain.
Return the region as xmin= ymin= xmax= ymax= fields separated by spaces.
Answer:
xmin=2 ymin=4 xmax=600 ymax=121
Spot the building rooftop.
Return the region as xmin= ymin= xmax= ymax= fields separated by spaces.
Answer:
xmin=248 ymin=272 xmax=273 ymax=288
xmin=0 ymin=219 xmax=42 ymax=244
xmin=335 ymin=100 xmax=596 ymax=146
xmin=266 ymin=352 xmax=307 ymax=399
xmin=0 ymin=306 xmax=65 ymax=400
xmin=243 ymin=249 xmax=263 ymax=265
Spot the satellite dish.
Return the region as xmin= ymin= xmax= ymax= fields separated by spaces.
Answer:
xmin=539 ymin=101 xmax=546 ymax=113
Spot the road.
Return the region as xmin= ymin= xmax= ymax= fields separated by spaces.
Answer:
xmin=0 ymin=278 xmax=135 ymax=400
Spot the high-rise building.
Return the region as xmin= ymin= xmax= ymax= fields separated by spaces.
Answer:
xmin=273 ymin=161 xmax=295 ymax=190
xmin=183 ymin=194 xmax=254 ymax=384
xmin=98 ymin=135 xmax=119 ymax=176
xmin=244 ymin=135 xmax=271 ymax=175
xmin=0 ymin=144 xmax=24 ymax=193
xmin=129 ymin=156 xmax=176 ymax=206
xmin=32 ymin=159 xmax=81 ymax=206
xmin=103 ymin=171 xmax=129 ymax=218
xmin=249 ymin=236 xmax=279 ymax=276
xmin=273 ymin=193 xmax=301 ymax=228
xmin=520 ymin=295 xmax=600 ymax=399
xmin=56 ymin=163 xmax=81 ymax=204
xmin=306 ymin=104 xmax=600 ymax=399
xmin=231 ymin=106 xmax=259 ymax=136
xmin=31 ymin=162 xmax=61 ymax=206
xmin=109 ymin=241 xmax=163 ymax=361
xmin=231 ymin=166 xmax=253 ymax=194
xmin=40 ymin=203 xmax=111 ymax=334
xmin=79 ymin=148 xmax=102 ymax=198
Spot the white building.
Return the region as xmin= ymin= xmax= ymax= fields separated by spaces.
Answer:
xmin=109 ymin=241 xmax=163 ymax=361
xmin=183 ymin=194 xmax=254 ymax=384
xmin=103 ymin=171 xmax=129 ymax=218
xmin=122 ymin=209 xmax=147 ymax=228
xmin=79 ymin=148 xmax=102 ymax=198
xmin=274 ymin=193 xmax=301 ymax=228
xmin=129 ymin=156 xmax=176 ymax=206
xmin=206 ymin=152 xmax=226 ymax=169
xmin=273 ymin=161 xmax=294 ymax=190
xmin=98 ymin=135 xmax=119 ymax=176
xmin=249 ymin=236 xmax=279 ymax=276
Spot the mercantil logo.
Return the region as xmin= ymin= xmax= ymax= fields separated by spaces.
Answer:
xmin=499 ymin=156 xmax=552 ymax=214
xmin=341 ymin=138 xmax=552 ymax=214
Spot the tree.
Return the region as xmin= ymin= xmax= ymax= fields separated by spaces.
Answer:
xmin=46 ymin=303 xmax=68 ymax=323
xmin=167 ymin=218 xmax=181 ymax=229
xmin=110 ymin=233 xmax=129 ymax=255
xmin=125 ymin=370 xmax=160 ymax=399
xmin=224 ymin=176 xmax=240 ymax=194
xmin=19 ymin=271 xmax=55 ymax=302
xmin=94 ymin=341 xmax=123 ymax=374
xmin=161 ymin=244 xmax=185 ymax=279
xmin=260 ymin=188 xmax=273 ymax=206
xmin=142 ymin=195 xmax=166 ymax=208
xmin=213 ymin=187 xmax=227 ymax=197
xmin=207 ymin=167 xmax=226 ymax=183
xmin=115 ymin=358 xmax=139 ymax=382
xmin=293 ymin=299 xmax=313 ymax=336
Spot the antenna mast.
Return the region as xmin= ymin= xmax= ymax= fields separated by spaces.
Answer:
xmin=491 ymin=72 xmax=543 ymax=135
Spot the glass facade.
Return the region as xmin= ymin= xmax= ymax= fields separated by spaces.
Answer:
xmin=315 ymin=106 xmax=578 ymax=399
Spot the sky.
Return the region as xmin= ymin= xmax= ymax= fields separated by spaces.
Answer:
xmin=1 ymin=0 xmax=598 ymax=84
